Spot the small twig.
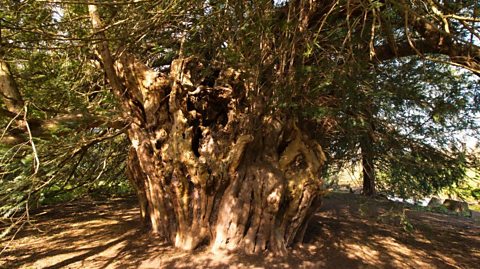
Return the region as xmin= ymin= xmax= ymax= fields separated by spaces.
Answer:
xmin=0 ymin=211 xmax=27 ymax=255
xmin=23 ymin=106 xmax=40 ymax=175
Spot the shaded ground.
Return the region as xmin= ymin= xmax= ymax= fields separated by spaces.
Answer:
xmin=1 ymin=193 xmax=479 ymax=268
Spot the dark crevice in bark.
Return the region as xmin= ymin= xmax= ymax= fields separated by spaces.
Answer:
xmin=191 ymin=119 xmax=202 ymax=157
xmin=243 ymin=191 xmax=255 ymax=237
xmin=145 ymin=143 xmax=154 ymax=157
xmin=362 ymin=147 xmax=376 ymax=197
xmin=277 ymin=140 xmax=289 ymax=157
xmin=154 ymin=140 xmax=162 ymax=150
xmin=201 ymin=69 xmax=220 ymax=87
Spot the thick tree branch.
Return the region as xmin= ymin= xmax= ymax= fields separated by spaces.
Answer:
xmin=88 ymin=1 xmax=147 ymax=125
xmin=1 ymin=113 xmax=127 ymax=145
xmin=374 ymin=39 xmax=480 ymax=75
xmin=299 ymin=0 xmax=480 ymax=74
xmin=88 ymin=3 xmax=125 ymax=99
xmin=379 ymin=0 xmax=480 ymax=75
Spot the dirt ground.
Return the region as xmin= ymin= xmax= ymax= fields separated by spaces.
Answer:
xmin=1 ymin=192 xmax=479 ymax=269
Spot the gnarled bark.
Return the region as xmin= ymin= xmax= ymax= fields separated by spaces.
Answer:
xmin=115 ymin=55 xmax=327 ymax=254
xmin=0 ymin=59 xmax=24 ymax=114
xmin=87 ymin=2 xmax=325 ymax=254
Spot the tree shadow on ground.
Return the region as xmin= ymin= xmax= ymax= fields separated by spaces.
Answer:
xmin=1 ymin=193 xmax=478 ymax=268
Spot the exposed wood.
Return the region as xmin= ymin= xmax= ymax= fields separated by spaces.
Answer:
xmin=0 ymin=59 xmax=24 ymax=114
xmin=361 ymin=142 xmax=376 ymax=197
xmin=126 ymin=147 xmax=149 ymax=225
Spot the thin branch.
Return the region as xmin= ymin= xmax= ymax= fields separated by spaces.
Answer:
xmin=23 ymin=106 xmax=40 ymax=175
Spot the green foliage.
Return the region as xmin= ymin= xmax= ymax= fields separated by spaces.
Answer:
xmin=321 ymin=56 xmax=479 ymax=199
xmin=414 ymin=204 xmax=473 ymax=218
xmin=438 ymin=168 xmax=480 ymax=202
xmin=472 ymin=189 xmax=480 ymax=200
xmin=377 ymin=145 xmax=467 ymax=198
xmin=371 ymin=59 xmax=479 ymax=198
xmin=377 ymin=208 xmax=415 ymax=233
xmin=0 ymin=134 xmax=133 ymax=218
xmin=0 ymin=0 xmax=136 ymax=221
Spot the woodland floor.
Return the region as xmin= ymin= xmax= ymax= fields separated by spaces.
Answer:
xmin=1 ymin=192 xmax=479 ymax=269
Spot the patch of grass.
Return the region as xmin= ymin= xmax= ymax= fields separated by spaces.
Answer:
xmin=411 ymin=204 xmax=472 ymax=217
xmin=377 ymin=207 xmax=415 ymax=232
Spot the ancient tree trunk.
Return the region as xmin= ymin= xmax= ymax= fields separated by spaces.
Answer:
xmin=360 ymin=121 xmax=376 ymax=197
xmin=361 ymin=142 xmax=376 ymax=197
xmin=119 ymin=56 xmax=326 ymax=254
xmin=126 ymin=147 xmax=149 ymax=225
xmin=89 ymin=5 xmax=327 ymax=254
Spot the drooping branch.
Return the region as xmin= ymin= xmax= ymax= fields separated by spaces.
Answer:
xmin=378 ymin=0 xmax=480 ymax=74
xmin=374 ymin=40 xmax=480 ymax=74
xmin=1 ymin=56 xmax=127 ymax=146
xmin=296 ymin=0 xmax=480 ymax=74
xmin=1 ymin=113 xmax=127 ymax=145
